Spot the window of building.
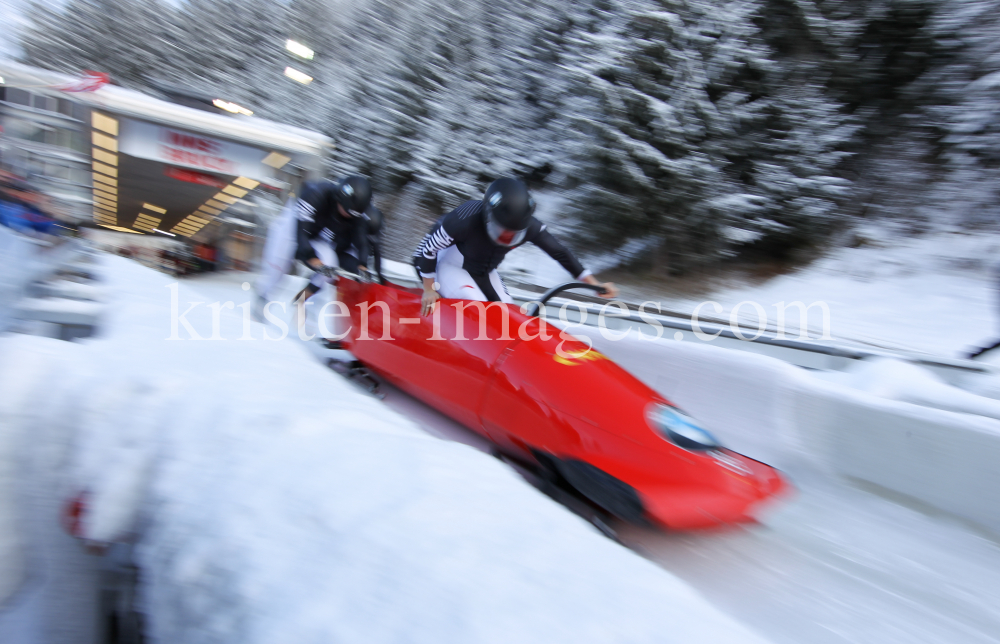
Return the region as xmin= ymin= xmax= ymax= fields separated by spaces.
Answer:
xmin=56 ymin=128 xmax=72 ymax=149
xmin=5 ymin=88 xmax=31 ymax=106
xmin=3 ymin=116 xmax=39 ymax=141
xmin=71 ymin=129 xmax=87 ymax=153
xmin=46 ymin=163 xmax=72 ymax=181
xmin=70 ymin=167 xmax=90 ymax=185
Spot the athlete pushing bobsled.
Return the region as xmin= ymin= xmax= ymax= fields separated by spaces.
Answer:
xmin=413 ymin=177 xmax=618 ymax=315
xmin=254 ymin=175 xmax=382 ymax=328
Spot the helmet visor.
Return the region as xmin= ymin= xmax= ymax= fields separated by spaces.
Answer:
xmin=337 ymin=202 xmax=365 ymax=218
xmin=486 ymin=217 xmax=527 ymax=247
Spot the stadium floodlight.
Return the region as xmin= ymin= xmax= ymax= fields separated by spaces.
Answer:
xmin=262 ymin=152 xmax=291 ymax=169
xmin=284 ymin=67 xmax=313 ymax=85
xmin=286 ymin=40 xmax=314 ymax=60
xmin=233 ymin=177 xmax=260 ymax=190
xmin=212 ymin=99 xmax=253 ymax=116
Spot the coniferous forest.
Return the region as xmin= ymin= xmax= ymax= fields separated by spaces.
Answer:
xmin=19 ymin=0 xmax=1000 ymax=274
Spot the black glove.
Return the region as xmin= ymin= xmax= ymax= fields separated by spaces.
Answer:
xmin=315 ymin=265 xmax=338 ymax=278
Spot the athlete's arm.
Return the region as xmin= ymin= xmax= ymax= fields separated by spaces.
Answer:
xmin=371 ymin=237 xmax=384 ymax=283
xmin=420 ymin=276 xmax=440 ymax=316
xmin=414 ymin=201 xmax=478 ymax=313
xmin=413 ymin=203 xmax=474 ymax=279
xmin=351 ymin=215 xmax=370 ymax=272
xmin=293 ymin=184 xmax=325 ymax=267
xmin=531 ymin=224 xmax=618 ymax=298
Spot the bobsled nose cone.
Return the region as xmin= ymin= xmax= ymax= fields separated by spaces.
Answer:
xmin=756 ymin=464 xmax=792 ymax=501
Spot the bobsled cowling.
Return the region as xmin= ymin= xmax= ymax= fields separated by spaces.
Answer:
xmin=335 ymin=277 xmax=789 ymax=530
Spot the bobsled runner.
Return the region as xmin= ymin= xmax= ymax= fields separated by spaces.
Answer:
xmin=333 ymin=273 xmax=789 ymax=530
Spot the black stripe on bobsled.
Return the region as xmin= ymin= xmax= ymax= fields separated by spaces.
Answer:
xmin=553 ymin=459 xmax=649 ymax=526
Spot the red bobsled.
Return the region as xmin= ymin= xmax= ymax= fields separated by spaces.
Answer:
xmin=334 ymin=275 xmax=788 ymax=530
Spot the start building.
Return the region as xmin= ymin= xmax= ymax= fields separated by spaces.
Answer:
xmin=1 ymin=61 xmax=331 ymax=246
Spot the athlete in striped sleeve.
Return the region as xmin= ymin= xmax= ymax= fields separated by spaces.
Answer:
xmin=413 ymin=177 xmax=617 ymax=316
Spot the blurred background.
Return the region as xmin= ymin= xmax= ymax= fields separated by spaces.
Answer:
xmin=3 ymin=0 xmax=1000 ymax=284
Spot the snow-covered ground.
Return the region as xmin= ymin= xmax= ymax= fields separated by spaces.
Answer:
xmin=0 ymin=255 xmax=773 ymax=643
xmin=686 ymin=226 xmax=1000 ymax=356
xmin=502 ymin=223 xmax=1000 ymax=357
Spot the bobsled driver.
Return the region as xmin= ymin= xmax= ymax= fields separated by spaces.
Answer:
xmin=414 ymin=177 xmax=617 ymax=315
xmin=254 ymin=175 xmax=381 ymax=321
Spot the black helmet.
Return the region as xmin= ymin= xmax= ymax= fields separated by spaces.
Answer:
xmin=365 ymin=206 xmax=383 ymax=235
xmin=335 ymin=175 xmax=372 ymax=217
xmin=482 ymin=177 xmax=535 ymax=247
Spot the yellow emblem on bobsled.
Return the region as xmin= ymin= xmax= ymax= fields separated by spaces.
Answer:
xmin=554 ymin=348 xmax=609 ymax=366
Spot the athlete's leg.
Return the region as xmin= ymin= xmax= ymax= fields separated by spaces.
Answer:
xmin=488 ymin=270 xmax=514 ymax=304
xmin=436 ymin=247 xmax=488 ymax=301
xmin=254 ymin=199 xmax=297 ymax=302
xmin=298 ymin=241 xmax=339 ymax=337
xmin=336 ymin=251 xmax=360 ymax=275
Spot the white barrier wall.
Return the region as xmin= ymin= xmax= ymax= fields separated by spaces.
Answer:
xmin=574 ymin=326 xmax=1000 ymax=536
xmin=792 ymin=383 xmax=1000 ymax=534
xmin=0 ymin=226 xmax=43 ymax=331
xmin=0 ymin=227 xmax=81 ymax=331
xmin=0 ymin=351 xmax=27 ymax=605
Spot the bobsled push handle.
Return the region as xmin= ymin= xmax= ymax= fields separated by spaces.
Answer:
xmin=526 ymin=282 xmax=609 ymax=317
xmin=330 ymin=267 xmax=377 ymax=283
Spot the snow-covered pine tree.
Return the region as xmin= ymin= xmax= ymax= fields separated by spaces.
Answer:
xmin=798 ymin=0 xmax=951 ymax=226
xmin=264 ymin=1 xmax=352 ymax=131
xmin=322 ymin=0 xmax=440 ymax=189
xmin=20 ymin=0 xmax=177 ymax=91
xmin=516 ymin=0 xmax=614 ymax=189
xmin=407 ymin=0 xmax=564 ymax=208
xmin=741 ymin=0 xmax=858 ymax=253
xmin=169 ymin=0 xmax=290 ymax=119
xmin=919 ymin=0 xmax=1000 ymax=227
xmin=562 ymin=0 xmax=763 ymax=272
xmin=326 ymin=0 xmax=566 ymax=211
xmin=564 ymin=0 xmax=854 ymax=272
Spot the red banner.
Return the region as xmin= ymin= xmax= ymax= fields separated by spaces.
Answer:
xmin=55 ymin=71 xmax=110 ymax=93
xmin=165 ymin=166 xmax=227 ymax=188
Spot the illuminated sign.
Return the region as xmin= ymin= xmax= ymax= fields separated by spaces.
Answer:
xmin=160 ymin=130 xmax=236 ymax=174
xmin=165 ymin=166 xmax=226 ymax=188
xmin=118 ymin=119 xmax=276 ymax=183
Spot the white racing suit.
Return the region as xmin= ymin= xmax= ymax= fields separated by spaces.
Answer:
xmin=435 ymin=245 xmax=513 ymax=303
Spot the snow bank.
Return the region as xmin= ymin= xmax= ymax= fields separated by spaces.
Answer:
xmin=0 ymin=226 xmax=84 ymax=605
xmin=2 ymin=254 xmax=772 ymax=644
xmin=0 ymin=339 xmax=34 ymax=604
xmin=0 ymin=331 xmax=88 ymax=607
xmin=826 ymin=357 xmax=1000 ymax=420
